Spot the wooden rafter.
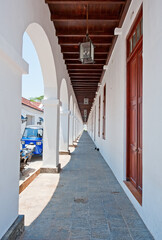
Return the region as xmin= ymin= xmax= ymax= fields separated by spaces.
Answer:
xmin=45 ymin=0 xmax=132 ymax=120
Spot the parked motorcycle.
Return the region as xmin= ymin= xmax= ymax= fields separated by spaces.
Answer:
xmin=20 ymin=144 xmax=35 ymax=172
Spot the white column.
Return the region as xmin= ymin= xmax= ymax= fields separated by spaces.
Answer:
xmin=73 ymin=116 xmax=76 ymax=142
xmin=73 ymin=116 xmax=77 ymax=141
xmin=76 ymin=118 xmax=79 ymax=138
xmin=59 ymin=110 xmax=70 ymax=153
xmin=42 ymin=98 xmax=60 ymax=169
xmin=69 ymin=113 xmax=74 ymax=146
xmin=0 ymin=35 xmax=28 ymax=238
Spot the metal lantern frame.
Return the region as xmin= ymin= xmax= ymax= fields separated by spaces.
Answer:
xmin=80 ymin=34 xmax=94 ymax=64
xmin=79 ymin=5 xmax=95 ymax=64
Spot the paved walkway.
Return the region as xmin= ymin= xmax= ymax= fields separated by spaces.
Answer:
xmin=20 ymin=132 xmax=153 ymax=240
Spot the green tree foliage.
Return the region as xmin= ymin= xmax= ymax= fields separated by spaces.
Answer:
xmin=30 ymin=95 xmax=44 ymax=102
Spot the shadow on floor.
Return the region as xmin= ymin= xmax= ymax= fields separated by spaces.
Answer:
xmin=21 ymin=132 xmax=154 ymax=240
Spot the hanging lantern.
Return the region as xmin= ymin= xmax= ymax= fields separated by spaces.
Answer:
xmin=80 ymin=34 xmax=94 ymax=64
xmin=79 ymin=5 xmax=95 ymax=64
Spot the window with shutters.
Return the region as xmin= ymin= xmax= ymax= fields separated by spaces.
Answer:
xmin=102 ymin=84 xmax=106 ymax=139
xmin=98 ymin=96 xmax=101 ymax=137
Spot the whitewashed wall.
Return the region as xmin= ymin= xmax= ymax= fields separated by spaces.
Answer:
xmin=88 ymin=1 xmax=162 ymax=239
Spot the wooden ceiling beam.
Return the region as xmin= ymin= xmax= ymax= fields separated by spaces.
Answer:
xmin=66 ymin=60 xmax=105 ymax=64
xmin=72 ymin=84 xmax=98 ymax=86
xmin=61 ymin=45 xmax=109 ymax=53
xmin=72 ymin=80 xmax=99 ymax=82
xmin=70 ymin=76 xmax=101 ymax=79
xmin=61 ymin=42 xmax=111 ymax=46
xmin=74 ymin=88 xmax=97 ymax=92
xmin=71 ymin=79 xmax=99 ymax=81
xmin=46 ymin=0 xmax=125 ymax=4
xmin=73 ymin=84 xmax=97 ymax=89
xmin=64 ymin=53 xmax=107 ymax=60
xmin=56 ymin=31 xmax=114 ymax=37
xmin=67 ymin=65 xmax=103 ymax=70
xmin=52 ymin=15 xmax=120 ymax=22
xmin=73 ymin=86 xmax=97 ymax=88
xmin=72 ymin=86 xmax=98 ymax=88
xmin=59 ymin=36 xmax=112 ymax=45
xmin=71 ymin=76 xmax=100 ymax=79
xmin=70 ymin=75 xmax=101 ymax=78
xmin=69 ymin=72 xmax=101 ymax=75
xmin=68 ymin=69 xmax=103 ymax=72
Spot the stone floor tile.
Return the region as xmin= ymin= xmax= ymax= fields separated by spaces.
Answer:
xmin=110 ymin=227 xmax=132 ymax=240
xmin=91 ymin=228 xmax=111 ymax=239
xmin=129 ymin=229 xmax=154 ymax=240
xmin=124 ymin=218 xmax=147 ymax=230
xmin=108 ymin=217 xmax=128 ymax=229
xmin=19 ymin=132 xmax=154 ymax=240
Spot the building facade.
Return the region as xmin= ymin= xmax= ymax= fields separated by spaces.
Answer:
xmin=21 ymin=97 xmax=44 ymax=135
xmin=0 ymin=1 xmax=162 ymax=239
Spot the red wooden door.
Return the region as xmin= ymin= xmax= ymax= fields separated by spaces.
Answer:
xmin=128 ymin=44 xmax=143 ymax=193
xmin=127 ymin=10 xmax=143 ymax=197
xmin=129 ymin=54 xmax=138 ymax=188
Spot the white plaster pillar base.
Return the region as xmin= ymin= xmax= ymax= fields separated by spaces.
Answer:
xmin=59 ymin=110 xmax=70 ymax=153
xmin=42 ymin=99 xmax=60 ymax=169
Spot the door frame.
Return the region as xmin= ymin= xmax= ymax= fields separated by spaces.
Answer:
xmin=126 ymin=6 xmax=143 ymax=204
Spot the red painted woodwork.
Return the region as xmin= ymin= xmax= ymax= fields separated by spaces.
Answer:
xmin=129 ymin=54 xmax=137 ymax=187
xmin=137 ymin=46 xmax=143 ymax=194
xmin=45 ymin=0 xmax=132 ymax=121
xmin=126 ymin=8 xmax=143 ymax=199
xmin=102 ymin=84 xmax=106 ymax=139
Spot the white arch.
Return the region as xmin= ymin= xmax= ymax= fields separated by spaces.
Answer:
xmin=60 ymin=78 xmax=68 ymax=111
xmin=25 ymin=23 xmax=58 ymax=99
xmin=23 ymin=23 xmax=60 ymax=169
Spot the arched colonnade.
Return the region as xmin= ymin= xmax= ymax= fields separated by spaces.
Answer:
xmin=0 ymin=1 xmax=83 ymax=237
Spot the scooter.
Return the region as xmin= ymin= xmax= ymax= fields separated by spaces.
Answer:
xmin=20 ymin=144 xmax=35 ymax=172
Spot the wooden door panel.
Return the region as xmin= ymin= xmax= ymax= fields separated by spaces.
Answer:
xmin=137 ymin=47 xmax=143 ymax=193
xmin=130 ymin=105 xmax=137 ymax=148
xmin=137 ymin=151 xmax=142 ymax=193
xmin=130 ymin=149 xmax=137 ymax=187
xmin=129 ymin=54 xmax=138 ymax=187
xmin=130 ymin=105 xmax=137 ymax=187
xmin=128 ymin=45 xmax=143 ymax=194
xmin=130 ymin=56 xmax=137 ymax=99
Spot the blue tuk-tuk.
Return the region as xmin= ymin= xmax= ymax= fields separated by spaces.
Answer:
xmin=21 ymin=125 xmax=43 ymax=155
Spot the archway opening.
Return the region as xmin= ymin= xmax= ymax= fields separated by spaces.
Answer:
xmin=20 ymin=22 xmax=58 ymax=199
xmin=20 ymin=31 xmax=44 ymax=181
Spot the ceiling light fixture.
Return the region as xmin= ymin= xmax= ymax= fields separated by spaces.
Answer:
xmin=79 ymin=4 xmax=95 ymax=64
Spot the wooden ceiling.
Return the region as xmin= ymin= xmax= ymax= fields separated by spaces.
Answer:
xmin=45 ymin=0 xmax=131 ymax=122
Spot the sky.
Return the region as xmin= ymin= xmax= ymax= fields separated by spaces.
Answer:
xmin=22 ymin=32 xmax=44 ymax=99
